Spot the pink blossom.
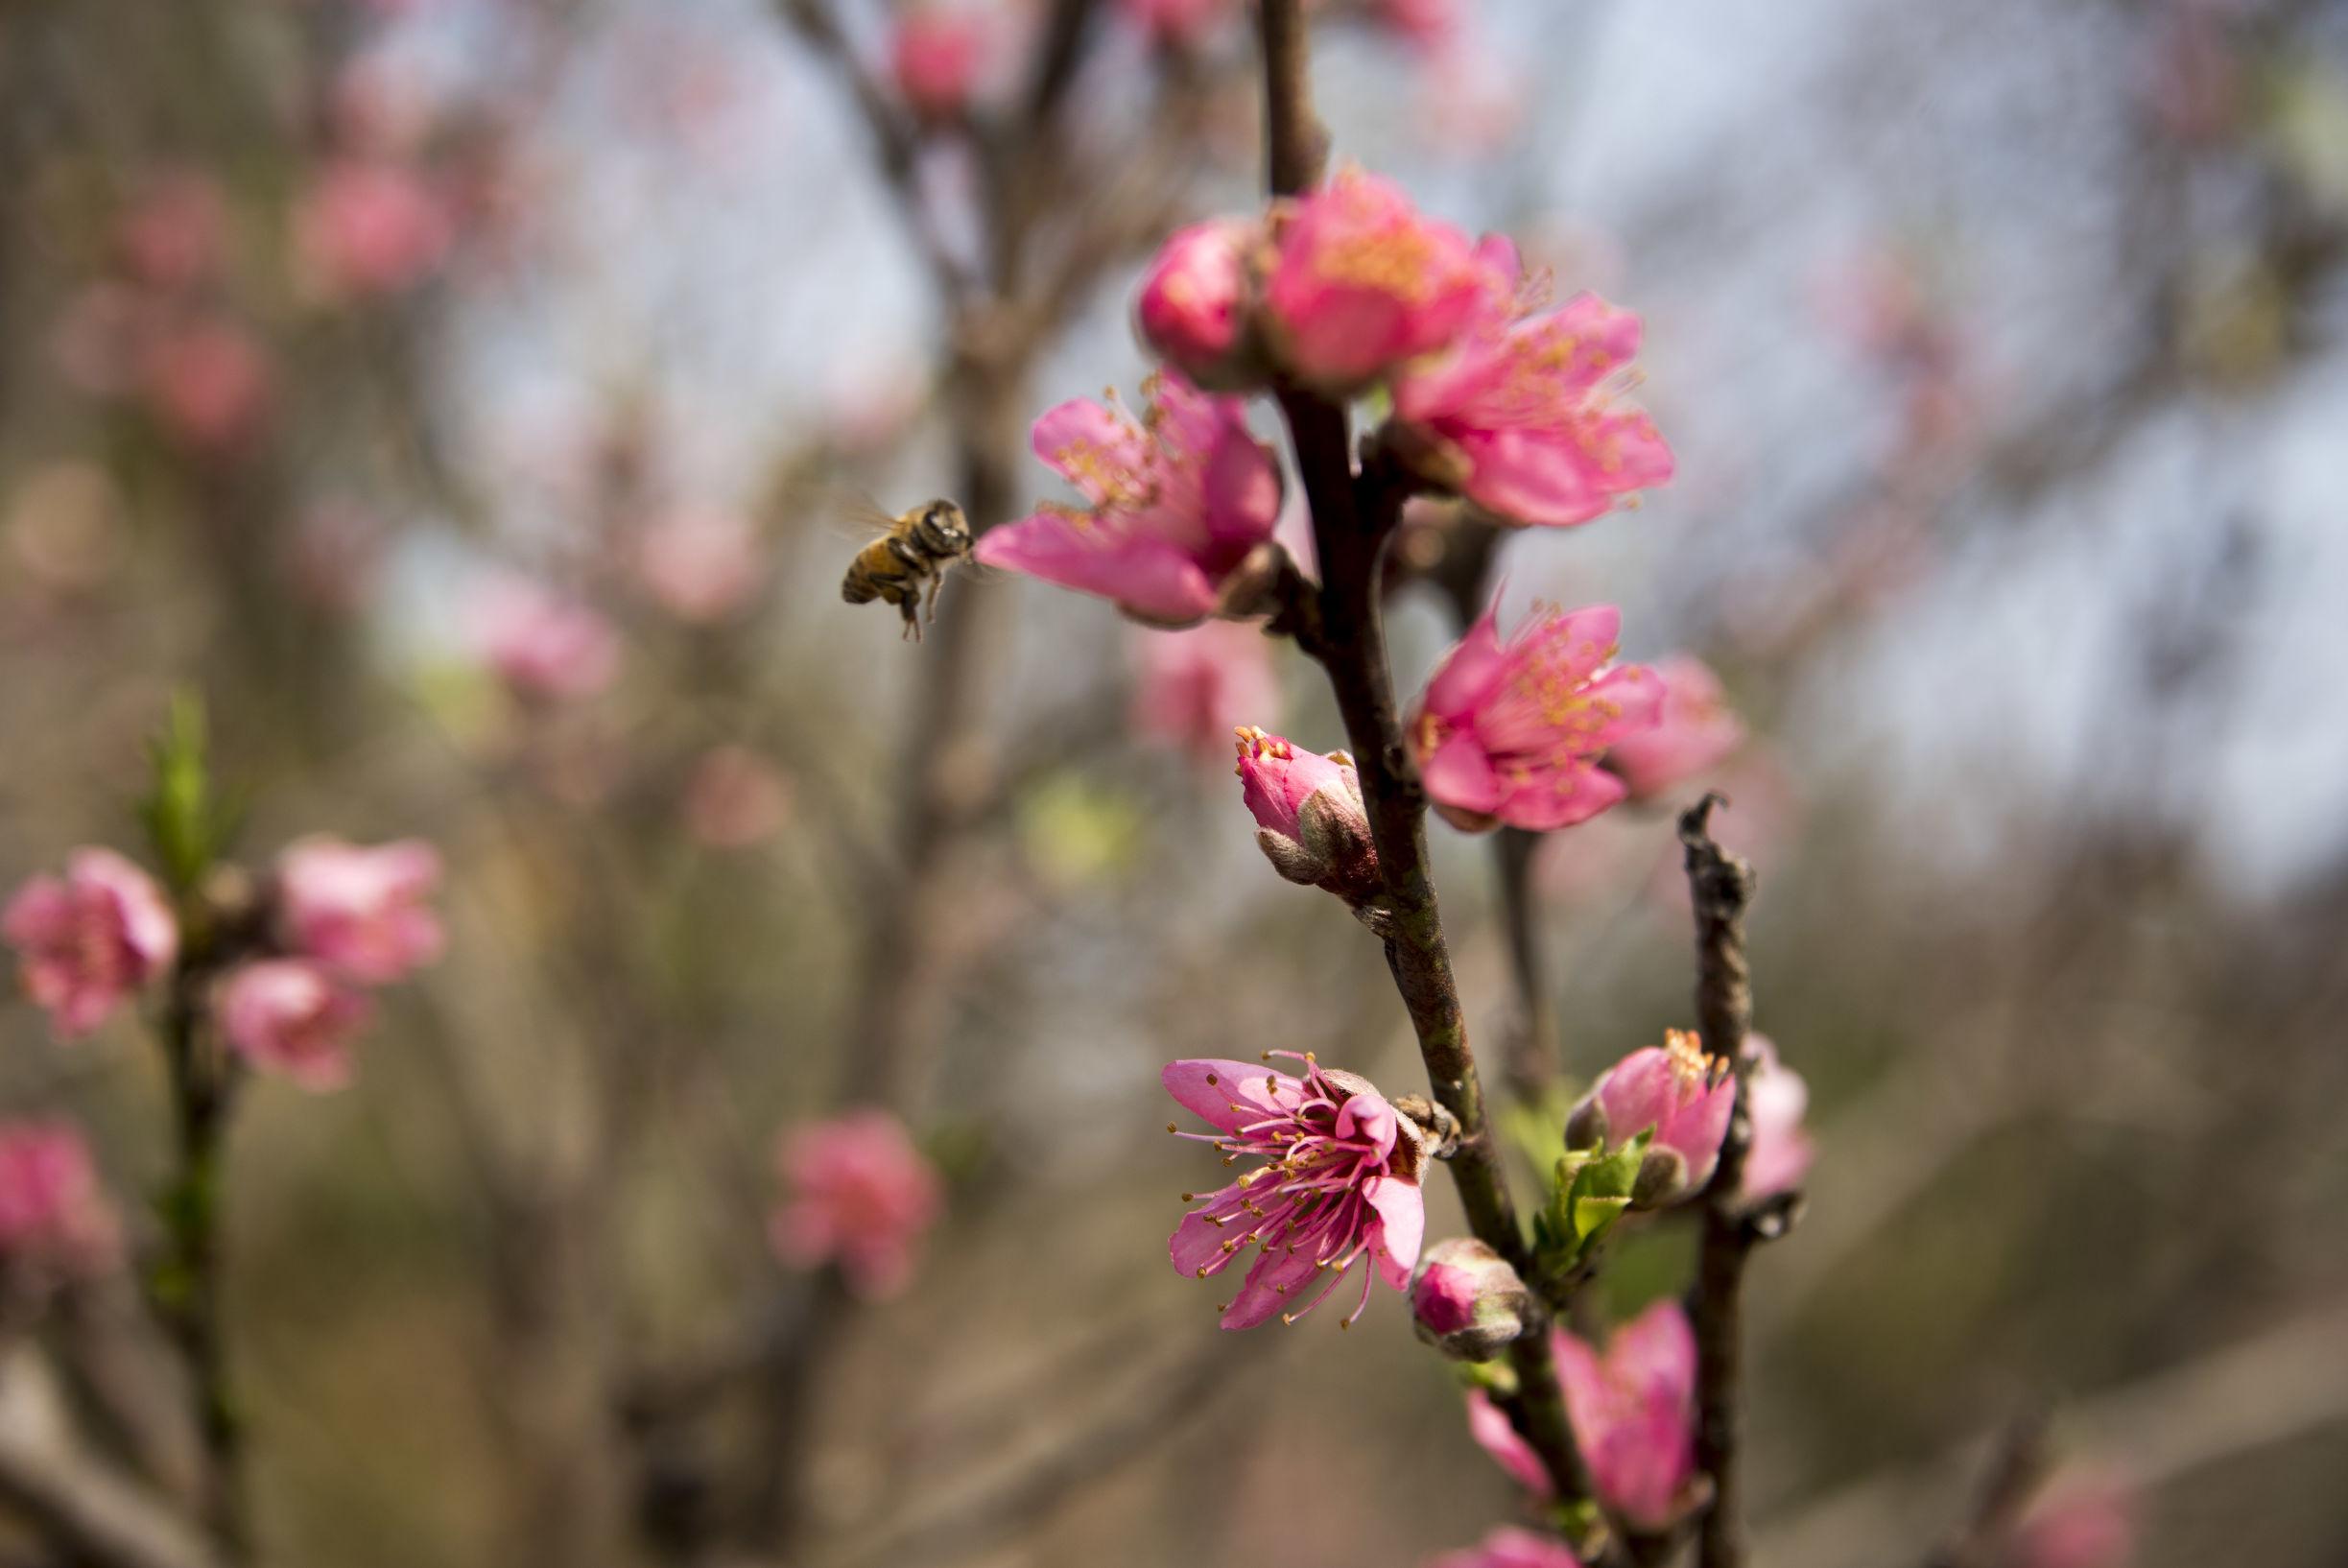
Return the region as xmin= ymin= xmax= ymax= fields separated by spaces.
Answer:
xmin=1428 ymin=1526 xmax=1584 ymax=1568
xmin=1135 ymin=220 xmax=1261 ymax=389
xmin=1567 ymin=1030 xmax=1735 ymax=1207
xmin=1379 ymin=0 xmax=1462 ymax=51
xmin=635 ymin=508 xmax=764 ymax=623
xmin=1553 ymin=1301 xmax=1703 ymax=1532
xmin=140 ymin=320 xmax=274 ymax=454
xmin=771 ymin=1111 xmax=943 ymax=1299
xmin=1119 ymin=0 xmax=1233 ymax=47
xmin=890 ymin=5 xmax=991 ymax=119
xmin=1131 ymin=624 xmax=1279 ymax=759
xmin=0 ymin=1122 xmax=121 ymax=1280
xmin=1740 ymin=1035 xmax=1814 ymax=1200
xmin=2010 ymin=1475 xmax=2137 ymax=1568
xmin=1466 ymin=1388 xmax=1553 ymax=1494
xmin=117 ymin=172 xmax=228 ymax=292
xmin=682 ymin=746 xmax=794 ymax=849
xmin=219 ymin=960 xmax=371 ymax=1092
xmin=1407 ymin=600 xmax=1663 ymax=833
xmin=975 ymin=372 xmax=1282 ymax=626
xmin=1262 ymin=169 xmax=1494 ymax=391
xmin=1231 ymin=726 xmax=1378 ymax=896
xmin=1411 ymin=1236 xmax=1529 ymax=1360
xmin=1164 ymin=1053 xmax=1424 ymax=1329
xmin=3 ymin=850 xmax=178 ymax=1039
xmin=1390 ymin=243 xmax=1672 ymax=527
xmin=470 ymin=574 xmax=621 ymax=701
xmin=293 ymin=159 xmax=454 ymax=301
xmin=275 ymin=836 xmax=444 ymax=985
xmin=1232 ymin=726 xmax=1355 ymax=839
xmin=1604 ymin=655 xmax=1745 ymax=800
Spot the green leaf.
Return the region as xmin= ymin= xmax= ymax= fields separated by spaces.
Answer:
xmin=136 ymin=691 xmax=237 ymax=895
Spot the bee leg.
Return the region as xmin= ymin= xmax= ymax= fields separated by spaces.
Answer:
xmin=924 ymin=568 xmax=945 ymax=624
xmin=900 ymin=595 xmax=921 ymax=642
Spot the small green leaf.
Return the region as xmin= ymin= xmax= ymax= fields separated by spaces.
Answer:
xmin=136 ymin=690 xmax=236 ymax=895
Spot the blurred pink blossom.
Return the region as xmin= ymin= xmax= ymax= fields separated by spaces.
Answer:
xmin=0 ymin=1122 xmax=121 ymax=1281
xmin=1466 ymin=1388 xmax=1553 ymax=1493
xmin=1392 ymin=241 xmax=1672 ymax=527
xmin=1165 ymin=1053 xmax=1423 ymax=1328
xmin=117 ymin=171 xmax=228 ymax=292
xmin=331 ymin=52 xmax=443 ymax=156
xmin=635 ymin=508 xmax=764 ymax=623
xmin=220 ymin=960 xmax=371 ymax=1093
xmin=1428 ymin=1526 xmax=1583 ymax=1568
xmin=1135 ymin=220 xmax=1261 ymax=389
xmin=276 ymin=836 xmax=444 ymax=986
xmin=1130 ymin=623 xmax=1279 ymax=758
xmin=771 ymin=1111 xmax=943 ymax=1299
xmin=293 ymin=159 xmax=454 ymax=301
xmin=1378 ymin=0 xmax=1463 ymax=50
xmin=1554 ymin=1300 xmax=1704 ymax=1532
xmin=682 ymin=747 xmax=794 ymax=849
xmin=1740 ymin=1034 xmax=1814 ymax=1200
xmin=1417 ymin=42 xmax=1526 ymax=154
xmin=975 ymin=372 xmax=1282 ymax=626
xmin=1407 ymin=600 xmax=1662 ymax=833
xmin=890 ymin=5 xmax=992 ymax=119
xmin=1568 ymin=1029 xmax=1735 ymax=1208
xmin=469 ymin=575 xmax=621 ymax=701
xmin=1263 ymin=169 xmax=1492 ymax=391
xmin=1604 ymin=655 xmax=1745 ymax=801
xmin=3 ymin=849 xmax=178 ymax=1039
xmin=51 ymin=284 xmax=163 ymax=398
xmin=140 ymin=320 xmax=274 ymax=454
xmin=2009 ymin=1475 xmax=2137 ymax=1568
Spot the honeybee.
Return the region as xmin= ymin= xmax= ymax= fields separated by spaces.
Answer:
xmin=840 ymin=497 xmax=974 ymax=640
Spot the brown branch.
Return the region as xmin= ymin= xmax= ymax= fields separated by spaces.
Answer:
xmin=1253 ymin=0 xmax=1605 ymax=1547
xmin=0 ymin=1349 xmax=223 ymax=1568
xmin=1679 ymin=793 xmax=1762 ymax=1568
xmin=1921 ymin=1412 xmax=2052 ymax=1568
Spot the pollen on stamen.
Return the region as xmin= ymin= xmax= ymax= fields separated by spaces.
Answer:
xmin=1166 ymin=1123 xmax=1178 ymax=1134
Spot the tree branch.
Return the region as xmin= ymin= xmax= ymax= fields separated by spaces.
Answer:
xmin=0 ymin=1350 xmax=223 ymax=1568
xmin=1679 ymin=793 xmax=1762 ymax=1568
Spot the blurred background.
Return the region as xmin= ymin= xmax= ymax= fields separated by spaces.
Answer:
xmin=2 ymin=0 xmax=2345 ymax=1565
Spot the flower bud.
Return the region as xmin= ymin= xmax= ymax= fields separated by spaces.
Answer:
xmin=1136 ymin=220 xmax=1267 ymax=392
xmin=1235 ymin=727 xmax=1380 ymax=902
xmin=1411 ymin=1238 xmax=1530 ymax=1361
xmin=1565 ymin=1029 xmax=1733 ymax=1211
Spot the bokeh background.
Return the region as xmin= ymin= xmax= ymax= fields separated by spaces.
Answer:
xmin=2 ymin=0 xmax=2345 ymax=1565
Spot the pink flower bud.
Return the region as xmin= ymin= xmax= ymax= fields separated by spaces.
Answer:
xmin=1232 ymin=727 xmax=1379 ymax=899
xmin=975 ymin=372 xmax=1282 ymax=627
xmin=1118 ymin=0 xmax=1232 ymax=47
xmin=219 ymin=960 xmax=371 ymax=1093
xmin=292 ymin=159 xmax=454 ymax=302
xmin=275 ymin=836 xmax=444 ymax=985
xmin=1166 ymin=1053 xmax=1424 ymax=1329
xmin=1130 ymin=624 xmax=1280 ymax=761
xmin=1553 ymin=1301 xmax=1703 ymax=1532
xmin=1408 ymin=600 xmax=1663 ymax=833
xmin=771 ymin=1112 xmax=943 ymax=1300
xmin=1389 ymin=242 xmax=1672 ymax=527
xmin=1428 ymin=1526 xmax=1585 ymax=1568
xmin=1411 ymin=1237 xmax=1530 ymax=1361
xmin=1740 ymin=1035 xmax=1813 ymax=1201
xmin=0 ymin=1122 xmax=121 ymax=1285
xmin=1603 ymin=655 xmax=1745 ymax=800
xmin=469 ymin=574 xmax=621 ymax=701
xmin=889 ymin=5 xmax=991 ymax=120
xmin=4 ymin=850 xmax=178 ymax=1040
xmin=1568 ymin=1031 xmax=1734 ymax=1209
xmin=1135 ymin=220 xmax=1264 ymax=391
xmin=140 ymin=321 xmax=274 ymax=455
xmin=1263 ymin=169 xmax=1494 ymax=392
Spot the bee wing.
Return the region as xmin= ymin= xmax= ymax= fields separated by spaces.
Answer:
xmin=823 ymin=492 xmax=907 ymax=544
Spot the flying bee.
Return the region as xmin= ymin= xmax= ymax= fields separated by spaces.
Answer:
xmin=839 ymin=497 xmax=973 ymax=640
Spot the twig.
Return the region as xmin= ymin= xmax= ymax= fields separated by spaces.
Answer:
xmin=0 ymin=1348 xmax=223 ymax=1568
xmin=1759 ymin=1300 xmax=2348 ymax=1568
xmin=1252 ymin=0 xmax=1605 ymax=1545
xmin=1921 ymin=1412 xmax=2051 ymax=1568
xmin=1679 ymin=793 xmax=1761 ymax=1568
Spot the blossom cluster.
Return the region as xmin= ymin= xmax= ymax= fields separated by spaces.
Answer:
xmin=4 ymin=836 xmax=442 ymax=1092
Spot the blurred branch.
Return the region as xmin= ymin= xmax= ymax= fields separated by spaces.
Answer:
xmin=0 ymin=1349 xmax=222 ymax=1568
xmin=1681 ymin=794 xmax=1765 ymax=1568
xmin=1759 ymin=1300 xmax=2348 ymax=1568
xmin=1920 ymin=1412 xmax=2051 ymax=1568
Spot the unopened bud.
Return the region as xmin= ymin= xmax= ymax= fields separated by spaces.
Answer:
xmin=1631 ymin=1144 xmax=1691 ymax=1210
xmin=1255 ymin=827 xmax=1331 ymax=886
xmin=1411 ymin=1238 xmax=1530 ymax=1361
xmin=1136 ymin=220 xmax=1269 ymax=393
xmin=1563 ymin=1093 xmax=1609 ymax=1152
